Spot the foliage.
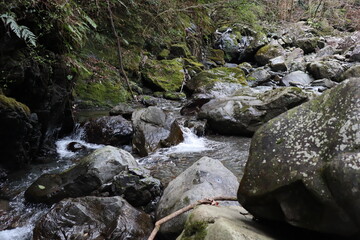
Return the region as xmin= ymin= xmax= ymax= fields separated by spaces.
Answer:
xmin=0 ymin=13 xmax=36 ymax=46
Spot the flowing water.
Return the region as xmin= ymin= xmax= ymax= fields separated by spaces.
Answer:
xmin=0 ymin=107 xmax=251 ymax=239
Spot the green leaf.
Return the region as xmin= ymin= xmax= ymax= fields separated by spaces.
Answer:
xmin=38 ymin=185 xmax=46 ymax=190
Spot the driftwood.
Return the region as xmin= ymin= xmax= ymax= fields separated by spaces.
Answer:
xmin=147 ymin=196 xmax=238 ymax=240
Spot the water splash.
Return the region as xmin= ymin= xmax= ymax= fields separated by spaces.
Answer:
xmin=167 ymin=127 xmax=211 ymax=153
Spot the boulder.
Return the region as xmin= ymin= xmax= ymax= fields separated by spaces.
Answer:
xmin=281 ymin=71 xmax=314 ymax=87
xmin=25 ymin=146 xmax=140 ymax=204
xmin=238 ymin=78 xmax=360 ymax=236
xmin=208 ymin=49 xmax=225 ymax=65
xmin=156 ymin=157 xmax=239 ymax=238
xmin=295 ymin=37 xmax=320 ymax=54
xmin=177 ymin=205 xmax=276 ymax=240
xmin=33 ymin=196 xmax=153 ymax=240
xmin=341 ymin=65 xmax=360 ymax=80
xmin=0 ymin=95 xmax=40 ymax=170
xmin=198 ymin=87 xmax=309 ymax=136
xmin=255 ymin=43 xmax=285 ymax=66
xmin=132 ymin=107 xmax=183 ymax=156
xmin=307 ymin=60 xmax=345 ymax=81
xmin=83 ymin=115 xmax=133 ymax=146
xmin=348 ymin=45 xmax=360 ymax=62
xmin=142 ymin=58 xmax=185 ymax=92
xmin=109 ymin=102 xmax=143 ymax=118
xmin=186 ymin=67 xmax=247 ymax=93
xmin=246 ymin=68 xmax=272 ymax=87
xmin=269 ymin=56 xmax=287 ymax=72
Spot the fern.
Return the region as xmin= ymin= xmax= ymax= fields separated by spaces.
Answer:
xmin=0 ymin=13 xmax=37 ymax=47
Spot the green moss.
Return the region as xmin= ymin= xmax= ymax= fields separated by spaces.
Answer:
xmin=158 ymin=49 xmax=170 ymax=60
xmin=208 ymin=49 xmax=225 ymax=64
xmin=0 ymin=94 xmax=31 ymax=115
xmin=181 ymin=220 xmax=208 ymax=240
xmin=142 ymin=58 xmax=185 ymax=92
xmin=170 ymin=43 xmax=191 ymax=58
xmin=164 ymin=92 xmax=186 ymax=100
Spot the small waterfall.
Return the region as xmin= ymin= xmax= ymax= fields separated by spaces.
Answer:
xmin=167 ymin=127 xmax=211 ymax=153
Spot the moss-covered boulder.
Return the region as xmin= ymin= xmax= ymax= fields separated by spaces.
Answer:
xmin=0 ymin=95 xmax=40 ymax=170
xmin=208 ymin=49 xmax=225 ymax=65
xmin=238 ymin=78 xmax=360 ymax=236
xmin=341 ymin=64 xmax=360 ymax=80
xmin=142 ymin=58 xmax=185 ymax=92
xmin=307 ymin=60 xmax=345 ymax=81
xmin=255 ymin=42 xmax=285 ymax=66
xmin=198 ymin=87 xmax=309 ymax=136
xmin=186 ymin=67 xmax=247 ymax=92
xmin=295 ymin=37 xmax=321 ymax=54
xmin=169 ymin=43 xmax=191 ymax=59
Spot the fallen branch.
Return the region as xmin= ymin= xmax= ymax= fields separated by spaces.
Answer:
xmin=147 ymin=196 xmax=237 ymax=240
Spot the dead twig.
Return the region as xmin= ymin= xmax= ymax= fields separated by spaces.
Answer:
xmin=147 ymin=196 xmax=237 ymax=240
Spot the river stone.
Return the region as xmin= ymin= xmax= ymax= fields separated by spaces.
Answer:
xmin=24 ymin=146 xmax=140 ymax=204
xmin=246 ymin=68 xmax=272 ymax=87
xmin=155 ymin=157 xmax=239 ymax=238
xmin=340 ymin=64 xmax=360 ymax=80
xmin=83 ymin=115 xmax=133 ymax=146
xmin=307 ymin=60 xmax=345 ymax=81
xmin=281 ymin=71 xmax=314 ymax=87
xmin=349 ymin=45 xmax=360 ymax=62
xmin=198 ymin=87 xmax=309 ymax=136
xmin=177 ymin=205 xmax=276 ymax=240
xmin=186 ymin=67 xmax=247 ymax=93
xmin=238 ymin=78 xmax=360 ymax=236
xmin=255 ymin=42 xmax=285 ymax=66
xmin=269 ymin=56 xmax=287 ymax=72
xmin=0 ymin=95 xmax=40 ymax=170
xmin=33 ymin=196 xmax=153 ymax=240
xmin=132 ymin=106 xmax=183 ymax=156
xmin=109 ymin=102 xmax=143 ymax=118
xmin=295 ymin=37 xmax=319 ymax=54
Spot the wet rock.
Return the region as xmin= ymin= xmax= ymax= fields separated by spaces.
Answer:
xmin=180 ymin=98 xmax=211 ymax=116
xmin=177 ymin=205 xmax=277 ymax=240
xmin=307 ymin=60 xmax=345 ymax=81
xmin=246 ymin=68 xmax=272 ymax=87
xmin=186 ymin=67 xmax=247 ymax=93
xmin=255 ymin=42 xmax=285 ymax=66
xmin=25 ymin=146 xmax=140 ymax=204
xmin=238 ymin=78 xmax=360 ymax=236
xmin=348 ymin=45 xmax=360 ymax=62
xmin=0 ymin=95 xmax=40 ymax=170
xmin=83 ymin=115 xmax=133 ymax=146
xmin=132 ymin=107 xmax=183 ymax=156
xmin=269 ymin=56 xmax=287 ymax=72
xmin=109 ymin=102 xmax=143 ymax=119
xmin=281 ymin=71 xmax=314 ymax=87
xmin=198 ymin=87 xmax=309 ymax=136
xmin=66 ymin=141 xmax=86 ymax=152
xmin=184 ymin=119 xmax=207 ymax=136
xmin=142 ymin=58 xmax=185 ymax=92
xmin=156 ymin=157 xmax=239 ymax=238
xmin=310 ymin=78 xmax=338 ymax=90
xmin=341 ymin=65 xmax=360 ymax=80
xmin=33 ymin=196 xmax=153 ymax=240
xmin=111 ymin=172 xmax=163 ymax=211
xmin=163 ymin=92 xmax=186 ymax=101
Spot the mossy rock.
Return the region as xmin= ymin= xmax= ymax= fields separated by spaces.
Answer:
xmin=163 ymin=92 xmax=186 ymax=101
xmin=254 ymin=43 xmax=285 ymax=66
xmin=184 ymin=58 xmax=205 ymax=78
xmin=142 ymin=58 xmax=185 ymax=92
xmin=208 ymin=49 xmax=225 ymax=65
xmin=158 ymin=49 xmax=170 ymax=60
xmin=169 ymin=43 xmax=191 ymax=58
xmin=0 ymin=94 xmax=31 ymax=116
xmin=186 ymin=67 xmax=247 ymax=92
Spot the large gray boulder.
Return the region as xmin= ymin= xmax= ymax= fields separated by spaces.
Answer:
xmin=341 ymin=64 xmax=360 ymax=80
xmin=132 ymin=107 xmax=183 ymax=156
xmin=198 ymin=87 xmax=310 ymax=136
xmin=238 ymin=78 xmax=360 ymax=236
xmin=307 ymin=60 xmax=345 ymax=81
xmin=255 ymin=42 xmax=285 ymax=66
xmin=281 ymin=71 xmax=314 ymax=87
xmin=25 ymin=146 xmax=140 ymax=204
xmin=156 ymin=157 xmax=239 ymax=238
xmin=177 ymin=205 xmax=276 ymax=240
xmin=33 ymin=196 xmax=153 ymax=240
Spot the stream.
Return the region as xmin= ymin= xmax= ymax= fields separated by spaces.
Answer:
xmin=0 ymin=104 xmax=251 ymax=240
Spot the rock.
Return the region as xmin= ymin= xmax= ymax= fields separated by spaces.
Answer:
xmin=310 ymin=78 xmax=338 ymax=90
xmin=83 ymin=116 xmax=133 ymax=146
xmin=281 ymin=71 xmax=314 ymax=87
xmin=246 ymin=68 xmax=272 ymax=87
xmin=186 ymin=67 xmax=247 ymax=93
xmin=180 ymin=98 xmax=211 ymax=116
xmin=255 ymin=42 xmax=285 ymax=66
xmin=208 ymin=49 xmax=225 ymax=65
xmin=341 ymin=65 xmax=360 ymax=80
xmin=238 ymin=78 xmax=360 ymax=236
xmin=0 ymin=95 xmax=40 ymax=170
xmin=238 ymin=62 xmax=253 ymax=75
xmin=198 ymin=87 xmax=309 ymax=136
xmin=111 ymin=172 xmax=163 ymax=211
xmin=163 ymin=92 xmax=186 ymax=101
xmin=33 ymin=196 xmax=153 ymax=240
xmin=307 ymin=60 xmax=345 ymax=81
xmin=214 ymin=28 xmax=242 ymax=63
xmin=169 ymin=43 xmax=191 ymax=59
xmin=132 ymin=107 xmax=183 ymax=156
xmin=109 ymin=102 xmax=143 ymax=119
xmin=24 ymin=146 xmax=140 ymax=204
xmin=66 ymin=141 xmax=86 ymax=152
xmin=269 ymin=56 xmax=287 ymax=72
xmin=177 ymin=205 xmax=276 ymax=240
xmin=142 ymin=58 xmax=185 ymax=92
xmin=156 ymin=157 xmax=239 ymax=238
xmin=295 ymin=37 xmax=320 ymax=54
xmin=184 ymin=119 xmax=207 ymax=136
xmin=183 ymin=58 xmax=204 ymax=78
xmin=348 ymin=45 xmax=360 ymax=62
